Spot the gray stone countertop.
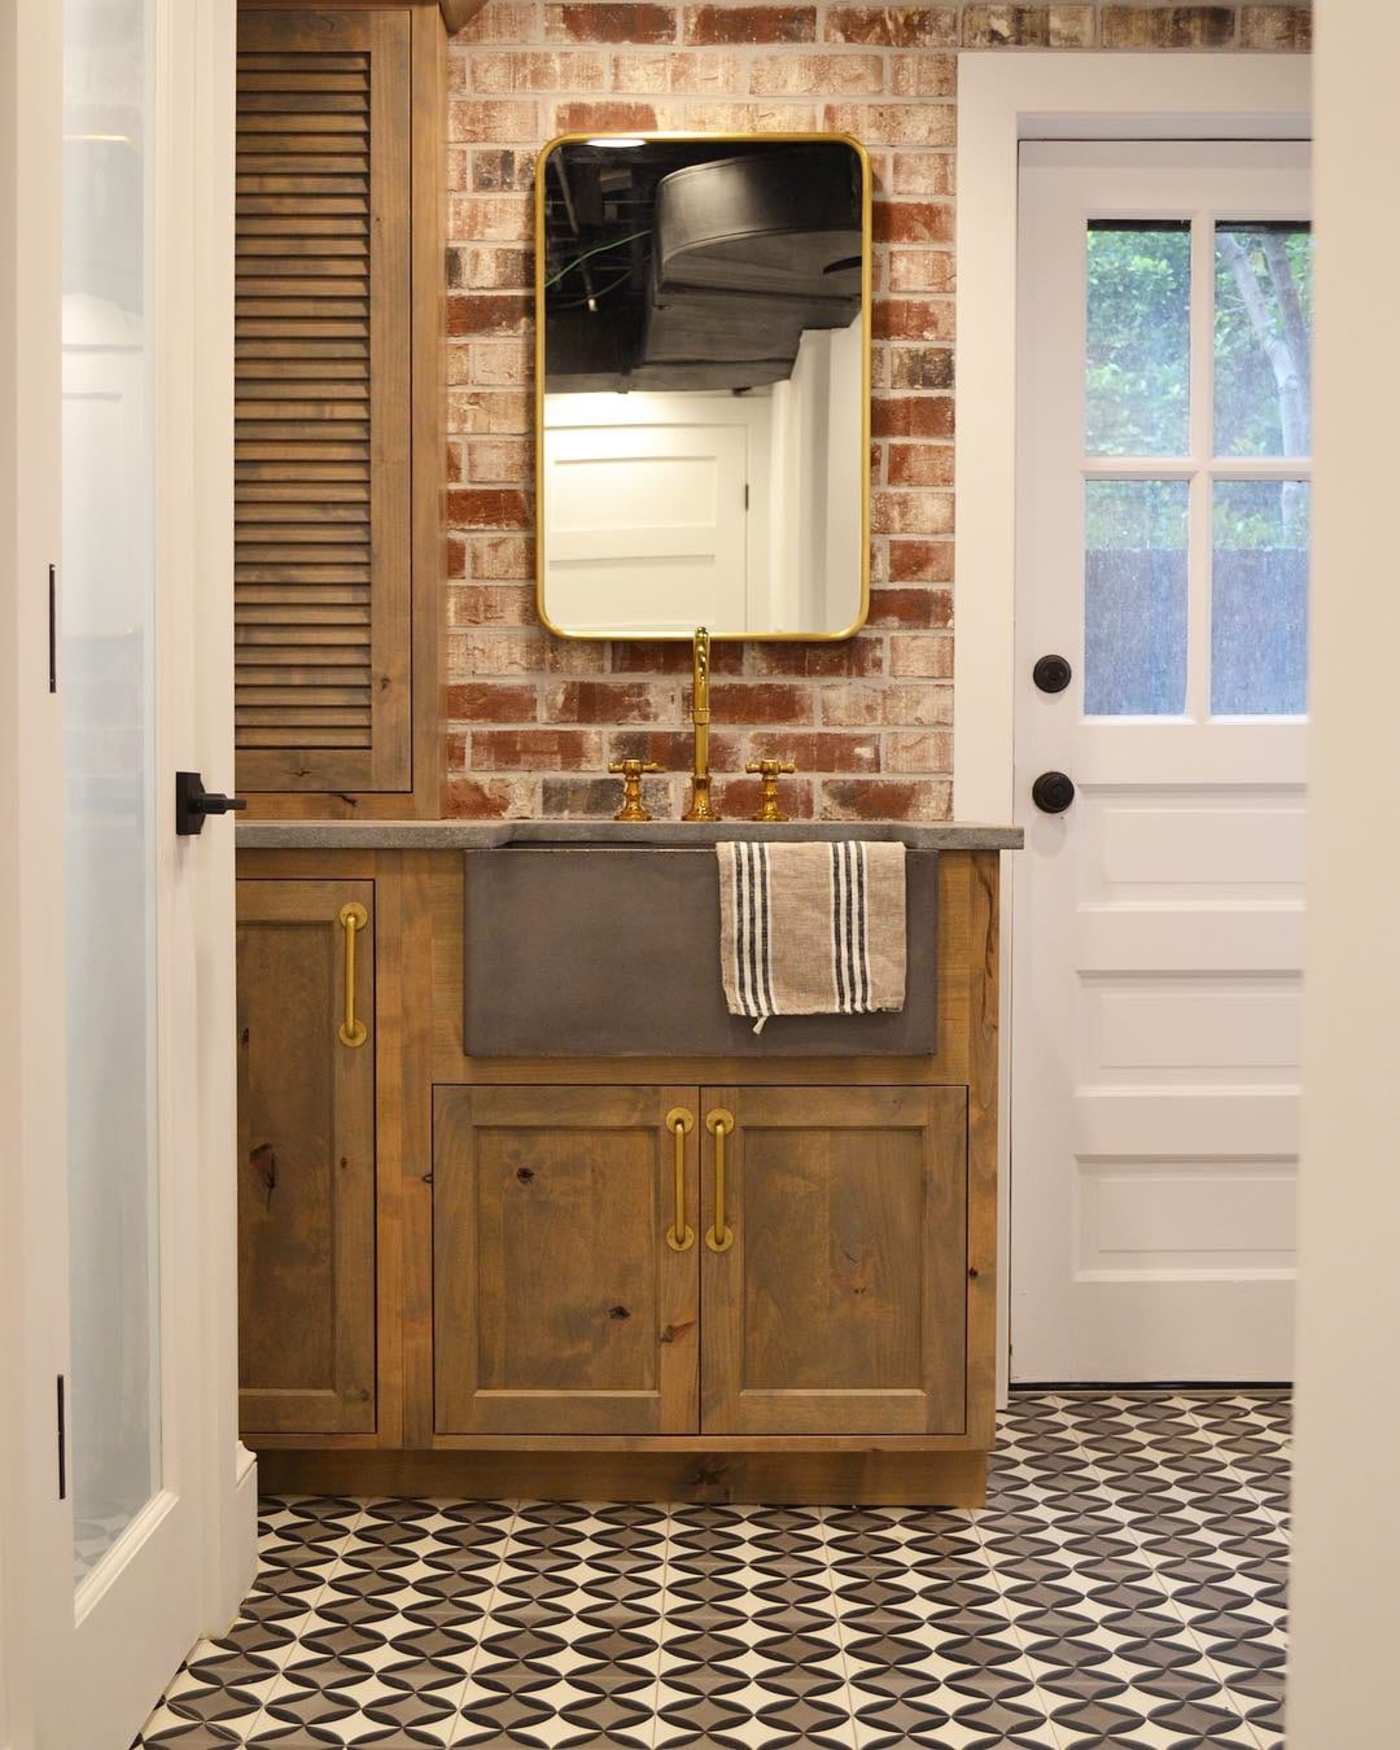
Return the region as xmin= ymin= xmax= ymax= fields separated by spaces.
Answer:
xmin=236 ymin=819 xmax=1024 ymax=850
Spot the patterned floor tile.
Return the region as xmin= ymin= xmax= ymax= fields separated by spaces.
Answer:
xmin=132 ymin=1395 xmax=1292 ymax=1748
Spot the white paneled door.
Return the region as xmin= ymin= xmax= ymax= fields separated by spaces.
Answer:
xmin=1012 ymin=143 xmax=1310 ymax=1381
xmin=2 ymin=1 xmax=250 ymax=1745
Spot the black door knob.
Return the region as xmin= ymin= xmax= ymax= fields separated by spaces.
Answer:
xmin=175 ymin=770 xmax=248 ymax=836
xmin=1032 ymin=771 xmax=1076 ymax=814
xmin=1033 ymin=653 xmax=1072 ymax=694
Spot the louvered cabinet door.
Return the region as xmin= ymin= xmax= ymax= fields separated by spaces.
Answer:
xmin=236 ymin=9 xmax=413 ymax=793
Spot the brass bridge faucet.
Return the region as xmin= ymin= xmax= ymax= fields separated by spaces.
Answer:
xmin=683 ymin=625 xmax=717 ymax=821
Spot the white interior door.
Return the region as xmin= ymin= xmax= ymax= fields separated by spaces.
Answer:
xmin=1011 ymin=142 xmax=1310 ymax=1382
xmin=2 ymin=2 xmax=252 ymax=1745
xmin=543 ymin=417 xmax=750 ymax=633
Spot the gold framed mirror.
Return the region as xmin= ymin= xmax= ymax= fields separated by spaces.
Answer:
xmin=534 ymin=132 xmax=872 ymax=642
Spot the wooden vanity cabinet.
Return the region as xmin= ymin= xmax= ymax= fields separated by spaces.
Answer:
xmin=238 ymin=844 xmax=1004 ymax=1504
xmin=236 ymin=878 xmax=377 ymax=1433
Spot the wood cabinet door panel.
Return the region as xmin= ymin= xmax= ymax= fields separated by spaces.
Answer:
xmin=237 ymin=879 xmax=376 ymax=1433
xmin=701 ymin=1086 xmax=967 ymax=1435
xmin=434 ymin=1087 xmax=700 ymax=1434
xmin=234 ymin=7 xmax=413 ymax=794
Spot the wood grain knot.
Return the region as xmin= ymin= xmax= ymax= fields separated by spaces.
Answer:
xmin=608 ymin=1304 xmax=630 ymax=1321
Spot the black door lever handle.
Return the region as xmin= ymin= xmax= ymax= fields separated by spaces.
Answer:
xmin=175 ymin=770 xmax=248 ymax=836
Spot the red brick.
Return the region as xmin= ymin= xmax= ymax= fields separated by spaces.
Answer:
xmin=612 ymin=49 xmax=745 ymax=92
xmin=555 ymin=99 xmax=659 ymax=131
xmin=1100 ymin=6 xmax=1237 ymax=48
xmin=446 ymin=440 xmax=464 ymax=484
xmin=713 ymin=774 xmax=816 ymax=819
xmin=874 ymin=298 xmax=954 ymax=342
xmin=446 ymin=583 xmax=538 ymax=627
xmin=467 ymin=436 xmax=531 ymax=481
xmin=679 ymin=98 xmax=818 ymax=129
xmin=889 ymin=346 xmax=954 ymax=390
xmin=872 ymin=489 xmax=954 ymax=536
xmin=609 ymin=728 xmax=744 ymax=770
xmin=443 ymin=681 xmax=538 ymax=722
xmin=451 ymin=245 xmax=531 ymax=291
xmin=892 ymin=150 xmax=955 ymax=197
xmin=448 ymin=194 xmax=531 ymax=241
xmin=821 ymin=777 xmax=950 ymax=822
xmin=545 ymin=679 xmax=679 ymax=724
xmin=867 ymin=586 xmax=952 ymax=629
xmin=882 ymin=728 xmax=953 ymax=773
xmin=446 ymin=535 xmax=467 ymax=578
xmin=468 ymin=49 xmax=609 ymax=91
xmin=962 ymin=5 xmax=1094 ymax=47
xmin=874 ymin=200 xmax=954 ymax=245
xmin=1240 ymin=6 xmax=1311 ymax=50
xmin=683 ymin=5 xmax=816 ymax=45
xmin=448 ymin=389 xmax=532 ymax=434
xmin=888 ymin=51 xmax=958 ymax=96
xmin=610 ymin=640 xmax=744 ymax=675
xmin=541 ymin=774 xmax=674 ymax=816
xmin=443 ymin=775 xmax=537 ymax=818
xmin=889 ymin=538 xmax=953 ymax=583
xmin=446 ymin=293 xmax=531 ymax=338
xmin=872 ymin=395 xmax=954 ymax=439
xmin=824 ymin=6 xmax=956 ymax=46
xmin=472 ymin=727 xmax=603 ymax=769
xmin=746 ymin=730 xmax=880 ymax=773
xmin=453 ymin=629 xmax=605 ymax=679
xmin=889 ymin=249 xmax=954 ymax=294
xmin=821 ymin=680 xmax=950 ymax=727
xmin=707 ymin=681 xmax=815 ymax=726
xmin=825 ymin=102 xmax=955 ymax=146
xmin=449 ymin=99 xmax=538 ymax=141
xmin=746 ymin=639 xmax=884 ymax=678
xmin=470 ymin=533 xmax=535 ymax=579
xmin=469 ymin=148 xmax=534 ymax=192
xmin=547 ymin=3 xmax=678 ymax=44
xmin=446 ymin=487 xmax=530 ymax=530
xmin=889 ymin=633 xmax=953 ymax=678
xmin=888 ymin=443 xmax=954 ymax=488
xmin=455 ymin=2 xmax=538 ymax=44
xmin=748 ymin=51 xmax=883 ymax=95
xmin=467 ymin=340 xmax=532 ymax=387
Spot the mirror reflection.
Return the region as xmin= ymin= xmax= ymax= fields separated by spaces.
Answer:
xmin=537 ymin=135 xmax=870 ymax=640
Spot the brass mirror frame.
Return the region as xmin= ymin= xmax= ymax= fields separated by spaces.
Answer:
xmin=533 ymin=131 xmax=874 ymax=643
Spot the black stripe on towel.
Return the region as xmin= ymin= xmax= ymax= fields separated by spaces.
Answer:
xmin=757 ymin=841 xmax=775 ymax=1018
xmin=854 ymin=840 xmax=870 ymax=1012
xmin=830 ymin=842 xmax=848 ymax=1013
xmin=843 ymin=842 xmax=861 ymax=1013
xmin=733 ymin=842 xmax=753 ymax=1016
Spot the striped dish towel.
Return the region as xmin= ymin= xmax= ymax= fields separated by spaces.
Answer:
xmin=717 ymin=840 xmax=907 ymax=1032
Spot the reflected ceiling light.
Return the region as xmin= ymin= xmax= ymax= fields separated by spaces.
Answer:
xmin=586 ymin=136 xmax=645 ymax=148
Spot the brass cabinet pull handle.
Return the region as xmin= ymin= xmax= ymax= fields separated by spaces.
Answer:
xmin=337 ymin=902 xmax=368 ymax=1048
xmin=705 ymin=1108 xmax=735 ymax=1253
xmin=665 ymin=1107 xmax=695 ymax=1251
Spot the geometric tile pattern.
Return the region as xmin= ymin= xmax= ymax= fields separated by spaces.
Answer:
xmin=132 ymin=1390 xmax=1289 ymax=1748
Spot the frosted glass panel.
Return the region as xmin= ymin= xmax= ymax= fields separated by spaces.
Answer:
xmin=63 ymin=0 xmax=160 ymax=1581
xmin=1214 ymin=222 xmax=1313 ymax=457
xmin=1085 ymin=222 xmax=1190 ymax=457
xmin=1084 ymin=480 xmax=1189 ymax=716
xmin=1212 ymin=481 xmax=1309 ymax=716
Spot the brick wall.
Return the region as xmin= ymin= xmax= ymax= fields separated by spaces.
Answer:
xmin=443 ymin=0 xmax=1311 ymax=822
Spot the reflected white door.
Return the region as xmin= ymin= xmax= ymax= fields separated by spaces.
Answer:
xmin=1012 ymin=143 xmax=1310 ymax=1382
xmin=2 ymin=0 xmax=249 ymax=1744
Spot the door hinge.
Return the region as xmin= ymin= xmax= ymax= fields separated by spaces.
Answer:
xmin=56 ymin=1374 xmax=67 ymax=1500
xmin=48 ymin=564 xmax=57 ymax=693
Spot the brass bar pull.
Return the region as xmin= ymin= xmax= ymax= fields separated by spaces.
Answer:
xmin=665 ymin=1107 xmax=695 ymax=1252
xmin=338 ymin=902 xmax=368 ymax=1048
xmin=705 ymin=1108 xmax=735 ymax=1253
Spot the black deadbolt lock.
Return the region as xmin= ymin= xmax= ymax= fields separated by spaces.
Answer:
xmin=1032 ymin=771 xmax=1076 ymax=814
xmin=1033 ymin=653 xmax=1072 ymax=694
xmin=175 ymin=770 xmax=247 ymax=836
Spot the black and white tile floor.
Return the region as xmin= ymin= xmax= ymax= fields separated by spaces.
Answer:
xmin=133 ymin=1391 xmax=1289 ymax=1749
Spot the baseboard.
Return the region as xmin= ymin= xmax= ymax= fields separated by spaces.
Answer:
xmin=256 ymin=1447 xmax=989 ymax=1508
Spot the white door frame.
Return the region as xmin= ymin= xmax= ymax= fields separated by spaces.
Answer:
xmin=953 ymin=52 xmax=1311 ymax=1395
xmin=0 ymin=1 xmax=253 ymax=1744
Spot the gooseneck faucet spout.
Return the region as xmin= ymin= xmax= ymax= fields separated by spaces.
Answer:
xmin=683 ymin=626 xmax=717 ymax=822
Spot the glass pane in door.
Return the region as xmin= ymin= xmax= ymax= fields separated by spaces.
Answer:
xmin=1085 ymin=221 xmax=1191 ymax=456
xmin=1212 ymin=480 xmax=1310 ymax=715
xmin=1084 ymin=479 xmax=1189 ymax=715
xmin=1214 ymin=221 xmax=1313 ymax=457
xmin=62 ymin=0 xmax=161 ymax=1580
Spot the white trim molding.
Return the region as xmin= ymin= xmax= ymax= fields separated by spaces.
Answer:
xmin=953 ymin=50 xmax=1310 ymax=823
